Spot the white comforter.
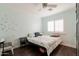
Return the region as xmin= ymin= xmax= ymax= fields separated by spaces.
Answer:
xmin=27 ymin=35 xmax=62 ymax=56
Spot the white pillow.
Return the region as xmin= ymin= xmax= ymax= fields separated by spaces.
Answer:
xmin=51 ymin=32 xmax=60 ymax=37
xmin=28 ymin=33 xmax=35 ymax=38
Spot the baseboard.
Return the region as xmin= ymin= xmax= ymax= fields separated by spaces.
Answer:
xmin=60 ymin=43 xmax=76 ymax=49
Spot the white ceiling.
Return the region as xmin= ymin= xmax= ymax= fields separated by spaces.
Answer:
xmin=0 ymin=3 xmax=76 ymax=17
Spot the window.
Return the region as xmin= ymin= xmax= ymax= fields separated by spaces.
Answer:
xmin=48 ymin=19 xmax=64 ymax=32
xmin=48 ymin=21 xmax=54 ymax=32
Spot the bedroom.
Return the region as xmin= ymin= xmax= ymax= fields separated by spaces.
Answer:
xmin=0 ymin=3 xmax=76 ymax=56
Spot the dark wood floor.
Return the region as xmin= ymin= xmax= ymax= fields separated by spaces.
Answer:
xmin=14 ymin=45 xmax=77 ymax=56
xmin=4 ymin=45 xmax=77 ymax=56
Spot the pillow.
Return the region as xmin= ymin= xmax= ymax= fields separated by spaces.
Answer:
xmin=27 ymin=33 xmax=35 ymax=37
xmin=34 ymin=32 xmax=42 ymax=37
xmin=51 ymin=33 xmax=60 ymax=37
xmin=51 ymin=35 xmax=60 ymax=37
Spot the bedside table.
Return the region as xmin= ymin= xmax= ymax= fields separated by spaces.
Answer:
xmin=19 ymin=37 xmax=29 ymax=47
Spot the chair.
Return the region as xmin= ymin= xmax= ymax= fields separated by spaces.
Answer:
xmin=0 ymin=42 xmax=14 ymax=56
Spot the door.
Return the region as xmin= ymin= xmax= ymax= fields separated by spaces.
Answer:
xmin=76 ymin=3 xmax=79 ymax=56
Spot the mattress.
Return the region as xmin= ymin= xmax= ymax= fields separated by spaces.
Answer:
xmin=27 ymin=35 xmax=62 ymax=55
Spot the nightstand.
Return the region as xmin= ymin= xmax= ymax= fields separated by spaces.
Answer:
xmin=19 ymin=37 xmax=29 ymax=47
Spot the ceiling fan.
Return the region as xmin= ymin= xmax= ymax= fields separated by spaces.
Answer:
xmin=42 ymin=3 xmax=57 ymax=8
xmin=37 ymin=3 xmax=57 ymax=11
xmin=41 ymin=3 xmax=57 ymax=11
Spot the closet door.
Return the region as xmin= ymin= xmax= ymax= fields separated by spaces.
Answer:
xmin=76 ymin=3 xmax=79 ymax=56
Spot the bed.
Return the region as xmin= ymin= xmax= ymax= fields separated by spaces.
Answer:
xmin=27 ymin=35 xmax=62 ymax=56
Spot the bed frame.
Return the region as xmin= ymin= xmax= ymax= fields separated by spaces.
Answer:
xmin=19 ymin=36 xmax=62 ymax=56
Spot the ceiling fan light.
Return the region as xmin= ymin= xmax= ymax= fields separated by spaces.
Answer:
xmin=48 ymin=4 xmax=57 ymax=8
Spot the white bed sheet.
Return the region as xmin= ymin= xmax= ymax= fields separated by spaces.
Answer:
xmin=27 ymin=35 xmax=62 ymax=56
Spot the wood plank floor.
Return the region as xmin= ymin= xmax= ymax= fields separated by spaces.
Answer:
xmin=4 ymin=45 xmax=77 ymax=56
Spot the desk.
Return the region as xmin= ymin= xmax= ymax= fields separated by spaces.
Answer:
xmin=0 ymin=39 xmax=5 ymax=55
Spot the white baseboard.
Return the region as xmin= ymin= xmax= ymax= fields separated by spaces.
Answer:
xmin=60 ymin=43 xmax=76 ymax=49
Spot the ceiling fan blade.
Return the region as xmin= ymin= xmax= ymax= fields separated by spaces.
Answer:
xmin=47 ymin=4 xmax=57 ymax=8
xmin=42 ymin=3 xmax=57 ymax=8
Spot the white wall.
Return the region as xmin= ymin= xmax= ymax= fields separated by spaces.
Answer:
xmin=42 ymin=8 xmax=76 ymax=48
xmin=0 ymin=5 xmax=41 ymax=48
xmin=0 ymin=4 xmax=76 ymax=49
